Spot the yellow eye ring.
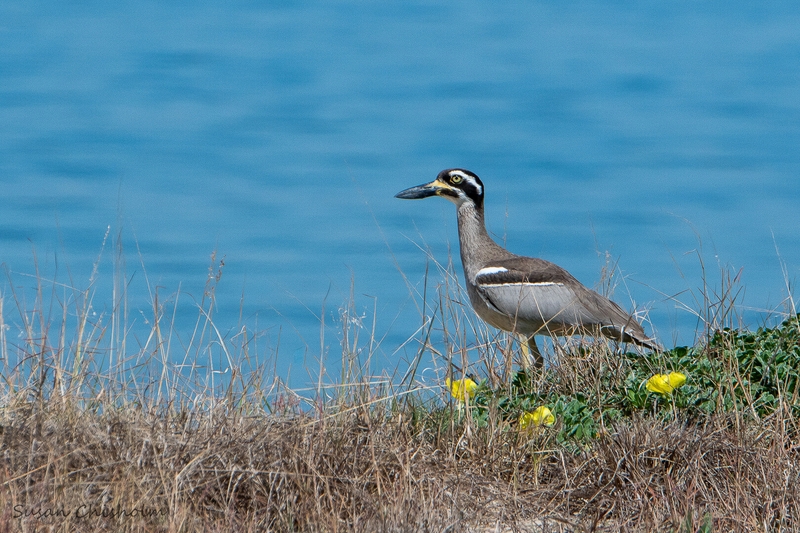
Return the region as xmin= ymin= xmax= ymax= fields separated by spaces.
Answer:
xmin=451 ymin=175 xmax=463 ymax=184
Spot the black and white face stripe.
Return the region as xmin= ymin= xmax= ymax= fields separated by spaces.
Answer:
xmin=437 ymin=168 xmax=484 ymax=208
xmin=394 ymin=168 xmax=486 ymax=208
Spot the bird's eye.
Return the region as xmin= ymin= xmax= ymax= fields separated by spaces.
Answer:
xmin=451 ymin=174 xmax=463 ymax=184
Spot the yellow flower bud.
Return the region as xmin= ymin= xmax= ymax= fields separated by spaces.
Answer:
xmin=519 ymin=406 xmax=555 ymax=429
xmin=445 ymin=377 xmax=478 ymax=401
xmin=646 ymin=372 xmax=687 ymax=395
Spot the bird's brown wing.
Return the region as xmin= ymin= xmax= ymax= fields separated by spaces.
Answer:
xmin=474 ymin=257 xmax=659 ymax=349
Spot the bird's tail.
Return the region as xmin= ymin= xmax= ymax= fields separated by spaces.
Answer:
xmin=601 ymin=323 xmax=662 ymax=352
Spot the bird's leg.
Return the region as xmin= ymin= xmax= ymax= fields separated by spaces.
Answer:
xmin=519 ymin=335 xmax=544 ymax=370
xmin=503 ymin=336 xmax=516 ymax=384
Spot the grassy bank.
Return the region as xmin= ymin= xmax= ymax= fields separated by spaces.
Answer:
xmin=1 ymin=256 xmax=799 ymax=532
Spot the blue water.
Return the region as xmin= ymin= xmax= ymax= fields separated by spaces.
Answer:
xmin=2 ymin=2 xmax=799 ymax=389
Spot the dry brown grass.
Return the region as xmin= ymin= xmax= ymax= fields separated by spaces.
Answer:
xmin=2 ymin=393 xmax=799 ymax=532
xmin=2 ymin=251 xmax=799 ymax=532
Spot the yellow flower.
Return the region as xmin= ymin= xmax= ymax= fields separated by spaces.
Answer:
xmin=446 ymin=377 xmax=478 ymax=401
xmin=646 ymin=372 xmax=687 ymax=395
xmin=519 ymin=406 xmax=555 ymax=429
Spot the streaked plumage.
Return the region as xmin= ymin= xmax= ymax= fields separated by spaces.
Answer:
xmin=396 ymin=168 xmax=659 ymax=367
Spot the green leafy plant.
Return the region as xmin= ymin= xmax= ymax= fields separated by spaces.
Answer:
xmin=444 ymin=314 xmax=800 ymax=445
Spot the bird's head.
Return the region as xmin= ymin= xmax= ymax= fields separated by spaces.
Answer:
xmin=395 ymin=168 xmax=484 ymax=209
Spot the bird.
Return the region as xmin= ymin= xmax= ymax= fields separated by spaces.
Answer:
xmin=395 ymin=168 xmax=659 ymax=368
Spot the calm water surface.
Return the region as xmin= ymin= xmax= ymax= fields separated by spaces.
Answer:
xmin=2 ymin=2 xmax=799 ymax=389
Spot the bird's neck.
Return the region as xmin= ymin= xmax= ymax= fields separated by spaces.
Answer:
xmin=456 ymin=202 xmax=513 ymax=283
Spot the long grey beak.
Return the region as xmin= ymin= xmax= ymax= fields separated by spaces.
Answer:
xmin=395 ymin=184 xmax=439 ymax=199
